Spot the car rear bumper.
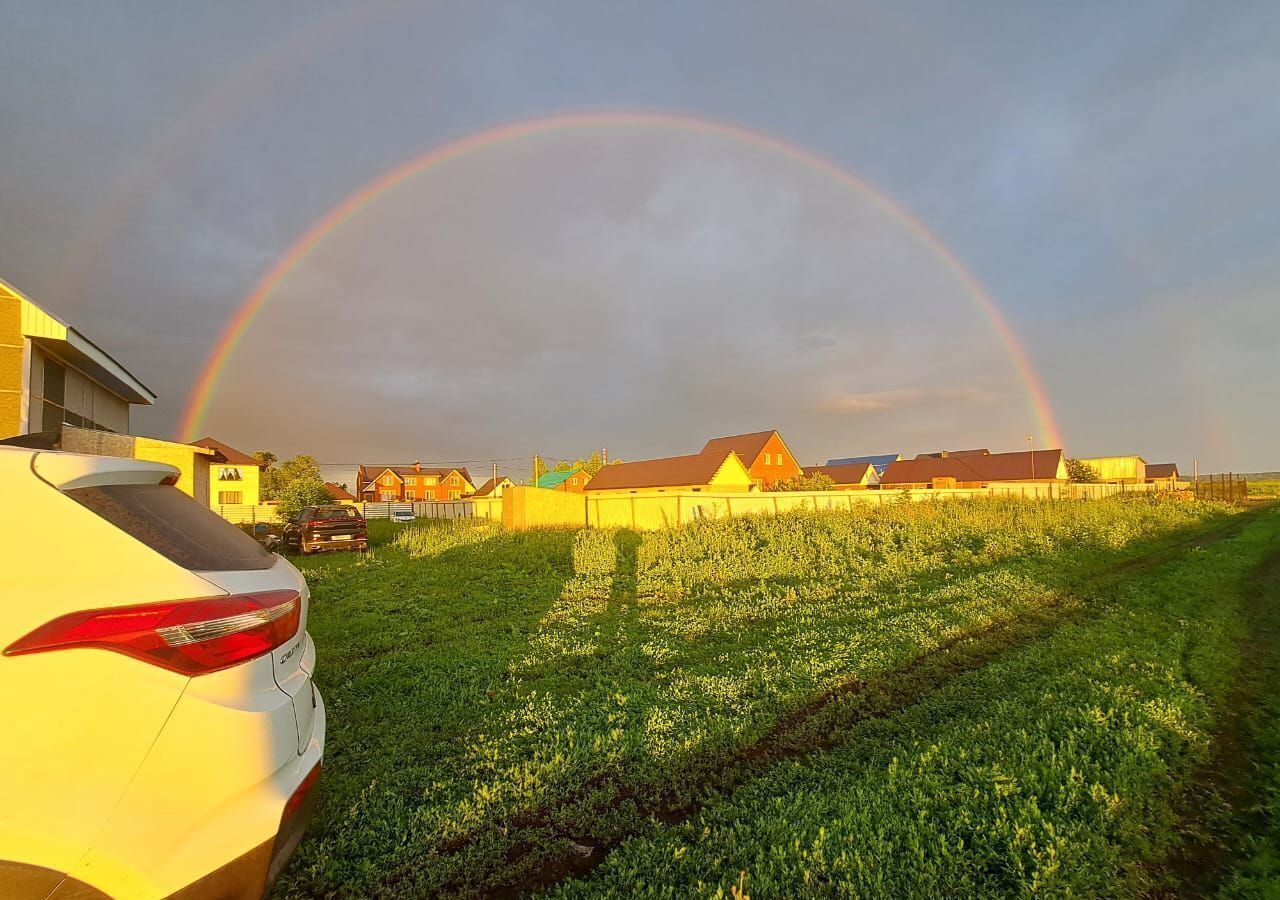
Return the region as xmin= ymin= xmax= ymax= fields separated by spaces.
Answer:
xmin=163 ymin=688 xmax=325 ymax=899
xmin=64 ymin=673 xmax=326 ymax=899
xmin=301 ymin=537 xmax=367 ymax=552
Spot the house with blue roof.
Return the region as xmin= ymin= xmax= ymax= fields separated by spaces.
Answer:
xmin=825 ymin=453 xmax=902 ymax=477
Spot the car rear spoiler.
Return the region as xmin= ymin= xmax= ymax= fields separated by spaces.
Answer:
xmin=32 ymin=449 xmax=180 ymax=490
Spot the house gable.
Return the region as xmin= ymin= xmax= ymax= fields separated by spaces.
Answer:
xmin=701 ymin=430 xmax=801 ymax=487
xmin=707 ymin=451 xmax=754 ymax=489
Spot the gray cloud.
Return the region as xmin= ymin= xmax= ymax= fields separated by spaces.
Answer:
xmin=1 ymin=0 xmax=1278 ymax=469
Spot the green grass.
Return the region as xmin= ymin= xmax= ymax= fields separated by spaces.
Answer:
xmin=271 ymin=497 xmax=1252 ymax=898
xmin=1217 ymin=546 xmax=1280 ymax=899
xmin=555 ymin=507 xmax=1280 ymax=898
xmin=1249 ymin=480 xmax=1280 ymax=498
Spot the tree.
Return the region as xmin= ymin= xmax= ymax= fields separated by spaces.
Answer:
xmin=277 ymin=476 xmax=333 ymax=521
xmin=252 ymin=450 xmax=277 ymax=468
xmin=550 ymin=452 xmax=606 ymax=475
xmin=772 ymin=472 xmax=836 ymax=492
xmin=260 ymin=453 xmax=325 ymax=504
xmin=1065 ymin=459 xmax=1101 ymax=483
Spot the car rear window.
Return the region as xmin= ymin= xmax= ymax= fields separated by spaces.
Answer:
xmin=316 ymin=506 xmax=358 ymax=519
xmin=67 ymin=483 xmax=276 ymax=571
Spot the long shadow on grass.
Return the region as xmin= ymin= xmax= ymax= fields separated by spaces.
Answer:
xmin=448 ymin=509 xmax=1261 ymax=899
xmin=283 ymin=508 xmax=1253 ymax=899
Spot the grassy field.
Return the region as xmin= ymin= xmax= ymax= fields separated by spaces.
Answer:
xmin=274 ymin=498 xmax=1280 ymax=898
xmin=1249 ymin=479 xmax=1280 ymax=498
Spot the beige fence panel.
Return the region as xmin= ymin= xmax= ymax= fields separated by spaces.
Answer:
xmin=413 ymin=498 xmax=502 ymax=521
xmin=213 ymin=504 xmax=282 ymax=524
xmin=459 ymin=478 xmax=1182 ymax=533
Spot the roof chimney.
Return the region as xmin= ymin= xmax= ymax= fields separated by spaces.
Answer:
xmin=413 ymin=460 xmax=421 ymax=472
xmin=940 ymin=450 xmax=949 ymax=458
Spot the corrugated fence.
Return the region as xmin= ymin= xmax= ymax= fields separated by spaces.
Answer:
xmin=212 ymin=482 xmax=1180 ymax=531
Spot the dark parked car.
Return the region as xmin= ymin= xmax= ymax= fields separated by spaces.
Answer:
xmin=238 ymin=521 xmax=282 ymax=553
xmin=284 ymin=505 xmax=368 ymax=555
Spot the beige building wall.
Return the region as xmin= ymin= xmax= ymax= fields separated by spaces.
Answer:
xmin=0 ymin=290 xmax=22 ymax=437
xmin=211 ymin=462 xmax=261 ymax=506
xmin=1077 ymin=456 xmax=1147 ymax=484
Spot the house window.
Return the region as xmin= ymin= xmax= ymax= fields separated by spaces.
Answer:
xmin=37 ymin=359 xmax=67 ymax=430
xmin=449 ymin=490 xmax=461 ymax=500
xmin=218 ymin=467 xmax=241 ymax=481
xmin=218 ymin=491 xmax=242 ymax=505
xmin=383 ymin=475 xmax=395 ymax=485
xmin=450 ymin=475 xmax=460 ymax=485
xmin=380 ymin=491 xmax=396 ymax=501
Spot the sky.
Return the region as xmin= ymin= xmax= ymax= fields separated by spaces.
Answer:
xmin=2 ymin=0 xmax=1277 ymax=475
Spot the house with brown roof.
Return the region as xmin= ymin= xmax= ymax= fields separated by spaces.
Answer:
xmin=190 ymin=436 xmax=263 ymax=506
xmin=323 ymin=482 xmax=357 ymax=502
xmin=881 ymin=449 xmax=1067 ymax=489
xmin=472 ymin=475 xmax=516 ymax=498
xmin=357 ymin=462 xmax=476 ymax=502
xmin=801 ymin=462 xmax=879 ymax=490
xmin=1145 ymin=463 xmax=1180 ymax=487
xmin=585 ymin=450 xmax=754 ymax=495
xmin=701 ymin=430 xmax=801 ymax=489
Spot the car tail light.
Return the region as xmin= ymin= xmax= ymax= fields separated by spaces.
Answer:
xmin=3 ymin=590 xmax=301 ymax=675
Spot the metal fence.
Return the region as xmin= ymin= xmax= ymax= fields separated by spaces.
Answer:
xmin=1194 ymin=473 xmax=1249 ymax=502
xmin=360 ymin=502 xmax=415 ymax=520
xmin=412 ymin=498 xmax=503 ymax=521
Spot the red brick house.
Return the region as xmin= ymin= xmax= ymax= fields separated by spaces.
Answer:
xmin=701 ymin=430 xmax=802 ymax=489
xmin=356 ymin=462 xmax=476 ymax=501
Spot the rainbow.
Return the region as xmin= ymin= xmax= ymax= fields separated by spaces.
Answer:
xmin=178 ymin=110 xmax=1063 ymax=447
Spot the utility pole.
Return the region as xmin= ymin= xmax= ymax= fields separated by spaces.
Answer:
xmin=492 ymin=462 xmax=498 ymax=494
xmin=602 ymin=447 xmax=608 ymax=466
xmin=1027 ymin=434 xmax=1035 ymax=481
xmin=532 ymin=454 xmax=539 ymax=487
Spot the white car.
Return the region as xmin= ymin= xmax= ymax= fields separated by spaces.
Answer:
xmin=0 ymin=446 xmax=325 ymax=899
